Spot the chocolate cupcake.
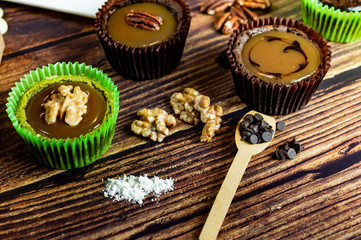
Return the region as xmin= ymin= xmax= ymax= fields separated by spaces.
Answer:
xmin=95 ymin=0 xmax=191 ymax=80
xmin=6 ymin=62 xmax=120 ymax=169
xmin=301 ymin=0 xmax=361 ymax=43
xmin=227 ymin=17 xmax=331 ymax=115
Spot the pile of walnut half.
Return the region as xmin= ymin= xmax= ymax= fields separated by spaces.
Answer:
xmin=131 ymin=88 xmax=223 ymax=143
xmin=200 ymin=0 xmax=271 ymax=34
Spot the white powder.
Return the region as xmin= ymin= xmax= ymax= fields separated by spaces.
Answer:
xmin=103 ymin=174 xmax=174 ymax=204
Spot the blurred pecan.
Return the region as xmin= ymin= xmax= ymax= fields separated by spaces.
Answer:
xmin=214 ymin=12 xmax=231 ymax=31
xmin=242 ymin=6 xmax=259 ymax=20
xmin=200 ymin=0 xmax=271 ymax=35
xmin=230 ymin=5 xmax=248 ymax=23
xmin=126 ymin=11 xmax=163 ymax=31
xmin=236 ymin=0 xmax=271 ymax=9
xmin=200 ymin=0 xmax=235 ymax=15
xmin=215 ymin=8 xmax=249 ymax=34
xmin=222 ymin=16 xmax=241 ymax=34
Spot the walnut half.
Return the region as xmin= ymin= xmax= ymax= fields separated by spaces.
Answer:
xmin=171 ymin=88 xmax=223 ymax=142
xmin=131 ymin=108 xmax=176 ymax=142
xmin=44 ymin=85 xmax=89 ymax=126
xmin=170 ymin=88 xmax=201 ymax=125
xmin=194 ymin=95 xmax=223 ymax=142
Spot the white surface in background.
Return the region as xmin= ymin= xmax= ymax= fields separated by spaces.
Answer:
xmin=0 ymin=8 xmax=8 ymax=34
xmin=2 ymin=0 xmax=105 ymax=18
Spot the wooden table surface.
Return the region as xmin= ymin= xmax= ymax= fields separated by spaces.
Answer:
xmin=1 ymin=0 xmax=361 ymax=239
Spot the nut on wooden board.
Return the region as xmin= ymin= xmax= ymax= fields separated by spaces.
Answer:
xmin=200 ymin=0 xmax=270 ymax=34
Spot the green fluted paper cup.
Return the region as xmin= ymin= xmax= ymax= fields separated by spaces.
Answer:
xmin=301 ymin=0 xmax=361 ymax=43
xmin=6 ymin=62 xmax=120 ymax=169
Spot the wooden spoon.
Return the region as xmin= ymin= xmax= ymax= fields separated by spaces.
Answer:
xmin=199 ymin=110 xmax=276 ymax=240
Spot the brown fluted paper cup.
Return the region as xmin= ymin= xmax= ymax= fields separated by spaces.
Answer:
xmin=226 ymin=17 xmax=332 ymax=115
xmin=95 ymin=0 xmax=191 ymax=80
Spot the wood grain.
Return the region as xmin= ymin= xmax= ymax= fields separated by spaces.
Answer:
xmin=1 ymin=0 xmax=361 ymax=239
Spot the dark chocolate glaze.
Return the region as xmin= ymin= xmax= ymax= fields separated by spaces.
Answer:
xmin=26 ymin=82 xmax=107 ymax=139
xmin=249 ymin=37 xmax=309 ymax=79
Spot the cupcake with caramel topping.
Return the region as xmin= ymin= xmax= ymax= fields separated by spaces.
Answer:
xmin=227 ymin=17 xmax=331 ymax=115
xmin=95 ymin=0 xmax=191 ymax=80
xmin=6 ymin=62 xmax=119 ymax=169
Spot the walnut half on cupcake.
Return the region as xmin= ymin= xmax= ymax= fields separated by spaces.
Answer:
xmin=6 ymin=62 xmax=120 ymax=169
xmin=227 ymin=17 xmax=332 ymax=115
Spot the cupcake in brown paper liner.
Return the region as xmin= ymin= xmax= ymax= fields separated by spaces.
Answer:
xmin=95 ymin=0 xmax=191 ymax=80
xmin=226 ymin=17 xmax=332 ymax=115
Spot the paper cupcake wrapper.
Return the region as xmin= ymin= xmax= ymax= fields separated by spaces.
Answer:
xmin=95 ymin=0 xmax=191 ymax=80
xmin=6 ymin=62 xmax=120 ymax=169
xmin=227 ymin=17 xmax=332 ymax=115
xmin=301 ymin=0 xmax=361 ymax=43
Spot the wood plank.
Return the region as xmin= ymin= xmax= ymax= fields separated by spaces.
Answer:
xmin=0 ymin=2 xmax=94 ymax=56
xmin=1 ymin=0 xmax=361 ymax=239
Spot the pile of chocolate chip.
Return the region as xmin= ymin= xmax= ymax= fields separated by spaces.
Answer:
xmin=274 ymin=137 xmax=304 ymax=160
xmin=239 ymin=113 xmax=274 ymax=144
xmin=238 ymin=113 xmax=304 ymax=159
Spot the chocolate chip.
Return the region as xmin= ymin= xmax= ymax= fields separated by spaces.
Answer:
xmin=273 ymin=137 xmax=304 ymax=160
xmin=280 ymin=143 xmax=290 ymax=151
xmin=240 ymin=120 xmax=250 ymax=129
xmin=248 ymin=134 xmax=259 ymax=144
xmin=249 ymin=124 xmax=259 ymax=134
xmin=254 ymin=113 xmax=263 ymax=122
xmin=261 ymin=127 xmax=274 ymax=135
xmin=289 ymin=136 xmax=298 ymax=145
xmin=287 ymin=148 xmax=297 ymax=159
xmin=244 ymin=114 xmax=254 ymax=122
xmin=275 ymin=148 xmax=287 ymax=160
xmin=241 ymin=129 xmax=252 ymax=140
xmin=259 ymin=120 xmax=270 ymax=130
xmin=288 ymin=137 xmax=304 ymax=153
xmin=276 ymin=121 xmax=286 ymax=131
xmin=261 ymin=131 xmax=272 ymax=142
xmin=291 ymin=143 xmax=304 ymax=153
xmin=300 ymin=145 xmax=305 ymax=152
xmin=268 ymin=128 xmax=275 ymax=135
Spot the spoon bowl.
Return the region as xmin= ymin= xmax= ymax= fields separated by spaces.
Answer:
xmin=235 ymin=110 xmax=276 ymax=151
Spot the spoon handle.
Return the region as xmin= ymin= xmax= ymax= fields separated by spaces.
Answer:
xmin=199 ymin=150 xmax=252 ymax=240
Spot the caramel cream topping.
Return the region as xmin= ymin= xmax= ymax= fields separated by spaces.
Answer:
xmin=236 ymin=30 xmax=321 ymax=84
xmin=107 ymin=2 xmax=176 ymax=47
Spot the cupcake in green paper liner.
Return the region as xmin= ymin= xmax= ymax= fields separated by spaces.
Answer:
xmin=301 ymin=0 xmax=361 ymax=43
xmin=6 ymin=62 xmax=120 ymax=169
